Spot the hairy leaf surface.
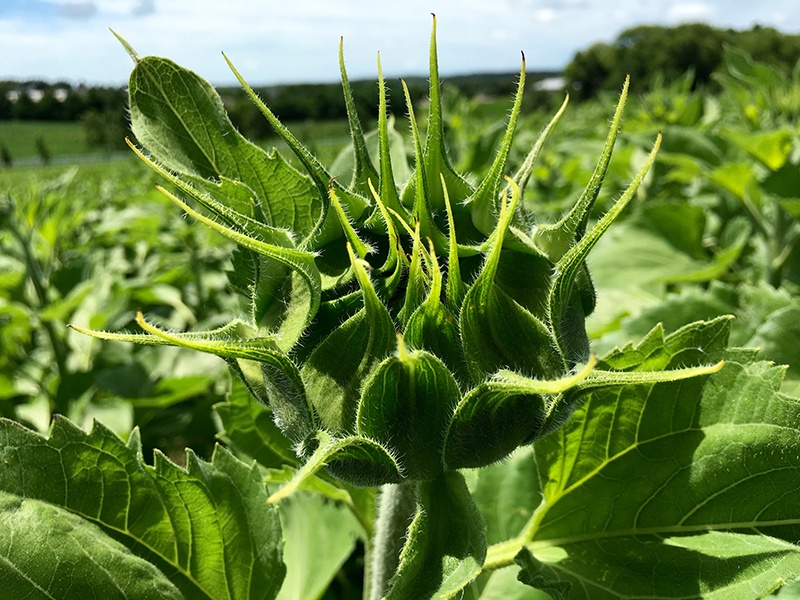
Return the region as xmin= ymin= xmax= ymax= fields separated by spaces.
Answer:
xmin=128 ymin=54 xmax=322 ymax=239
xmin=0 ymin=491 xmax=183 ymax=599
xmin=511 ymin=323 xmax=800 ymax=597
xmin=0 ymin=418 xmax=285 ymax=600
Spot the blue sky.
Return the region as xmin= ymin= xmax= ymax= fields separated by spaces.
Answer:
xmin=2 ymin=1 xmax=799 ymax=86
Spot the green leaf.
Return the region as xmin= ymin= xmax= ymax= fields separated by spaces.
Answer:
xmin=513 ymin=343 xmax=800 ymax=597
xmin=127 ymin=140 xmax=296 ymax=249
xmin=587 ymin=216 xmax=750 ymax=349
xmin=604 ymin=283 xmax=800 ymax=394
xmin=127 ymin=54 xmax=322 ymax=239
xmin=722 ymin=127 xmax=794 ymax=171
xmin=276 ymin=491 xmax=362 ymax=600
xmin=0 ymin=490 xmax=184 ymax=599
xmin=357 ymin=337 xmax=462 ymax=480
xmin=517 ymin=532 xmax=800 ymax=599
xmin=387 ymin=472 xmax=487 ymax=599
xmin=708 ymin=162 xmax=761 ymax=204
xmin=0 ymin=417 xmax=285 ymax=600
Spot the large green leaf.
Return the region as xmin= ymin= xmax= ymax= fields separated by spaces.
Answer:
xmin=587 ymin=211 xmax=749 ymax=289
xmin=0 ymin=417 xmax=285 ymax=600
xmin=722 ymin=127 xmax=794 ymax=171
xmin=504 ymin=331 xmax=800 ymax=597
xmin=594 ymin=282 xmax=800 ymax=394
xmin=127 ymin=52 xmax=322 ymax=239
xmin=468 ymin=447 xmax=541 ymax=547
xmin=276 ymin=491 xmax=362 ymax=600
xmin=517 ymin=531 xmax=800 ymax=599
xmin=0 ymin=491 xmax=183 ymax=599
xmin=474 ymin=566 xmax=550 ymax=600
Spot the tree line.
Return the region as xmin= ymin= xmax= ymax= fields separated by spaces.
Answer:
xmin=564 ymin=23 xmax=800 ymax=100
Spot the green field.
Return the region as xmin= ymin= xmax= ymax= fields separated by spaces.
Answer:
xmin=0 ymin=120 xmax=97 ymax=161
xmin=0 ymin=118 xmax=355 ymax=168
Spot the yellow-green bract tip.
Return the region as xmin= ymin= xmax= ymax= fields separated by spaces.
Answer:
xmin=110 ymin=29 xmax=139 ymax=62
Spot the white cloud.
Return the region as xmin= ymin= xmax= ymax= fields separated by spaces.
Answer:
xmin=533 ymin=8 xmax=558 ymax=23
xmin=667 ymin=2 xmax=716 ymax=24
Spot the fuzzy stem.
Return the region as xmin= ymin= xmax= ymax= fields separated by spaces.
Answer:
xmin=367 ymin=481 xmax=417 ymax=600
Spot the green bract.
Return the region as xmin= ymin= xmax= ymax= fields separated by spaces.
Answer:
xmin=75 ymin=20 xmax=722 ymax=496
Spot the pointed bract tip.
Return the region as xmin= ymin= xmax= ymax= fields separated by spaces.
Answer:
xmin=111 ymin=29 xmax=139 ymax=63
xmin=396 ymin=332 xmax=410 ymax=361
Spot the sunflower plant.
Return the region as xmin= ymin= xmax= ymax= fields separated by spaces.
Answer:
xmin=3 ymin=17 xmax=800 ymax=600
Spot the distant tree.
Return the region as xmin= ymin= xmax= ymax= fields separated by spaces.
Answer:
xmin=80 ymin=108 xmax=128 ymax=153
xmin=35 ymin=88 xmax=62 ymax=120
xmin=12 ymin=91 xmax=36 ymax=120
xmin=0 ymin=84 xmax=13 ymax=119
xmin=563 ymin=42 xmax=616 ymax=100
xmin=564 ymin=23 xmax=800 ymax=100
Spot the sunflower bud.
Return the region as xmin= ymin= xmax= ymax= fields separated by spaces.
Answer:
xmin=76 ymin=18 xmax=725 ymax=497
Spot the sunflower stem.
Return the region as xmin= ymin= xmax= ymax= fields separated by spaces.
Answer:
xmin=367 ymin=481 xmax=417 ymax=600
